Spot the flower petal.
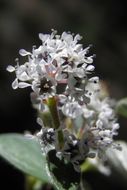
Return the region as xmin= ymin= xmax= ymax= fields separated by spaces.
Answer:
xmin=19 ymin=49 xmax=31 ymax=56
xmin=18 ymin=82 xmax=31 ymax=88
xmin=86 ymin=65 xmax=95 ymax=72
xmin=6 ymin=65 xmax=15 ymax=72
xmin=12 ymin=78 xmax=18 ymax=89
xmin=18 ymin=71 xmax=31 ymax=81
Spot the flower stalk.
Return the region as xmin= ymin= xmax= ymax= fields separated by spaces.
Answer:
xmin=46 ymin=96 xmax=64 ymax=150
xmin=46 ymin=96 xmax=60 ymax=129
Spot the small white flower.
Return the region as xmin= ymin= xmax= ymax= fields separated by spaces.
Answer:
xmin=62 ymin=101 xmax=83 ymax=118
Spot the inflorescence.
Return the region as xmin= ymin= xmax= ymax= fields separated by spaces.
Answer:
xmin=7 ymin=30 xmax=121 ymax=172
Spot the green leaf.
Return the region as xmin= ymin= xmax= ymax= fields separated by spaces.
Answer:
xmin=116 ymin=97 xmax=127 ymax=117
xmin=0 ymin=133 xmax=70 ymax=190
xmin=106 ymin=141 xmax=127 ymax=181
xmin=0 ymin=134 xmax=51 ymax=182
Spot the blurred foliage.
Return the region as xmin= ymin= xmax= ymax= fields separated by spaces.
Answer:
xmin=116 ymin=97 xmax=127 ymax=117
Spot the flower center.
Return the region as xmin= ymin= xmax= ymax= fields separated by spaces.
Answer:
xmin=40 ymin=77 xmax=53 ymax=93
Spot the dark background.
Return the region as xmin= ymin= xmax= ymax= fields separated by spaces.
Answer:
xmin=0 ymin=0 xmax=127 ymax=189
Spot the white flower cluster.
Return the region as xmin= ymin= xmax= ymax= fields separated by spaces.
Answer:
xmin=7 ymin=30 xmax=121 ymax=171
